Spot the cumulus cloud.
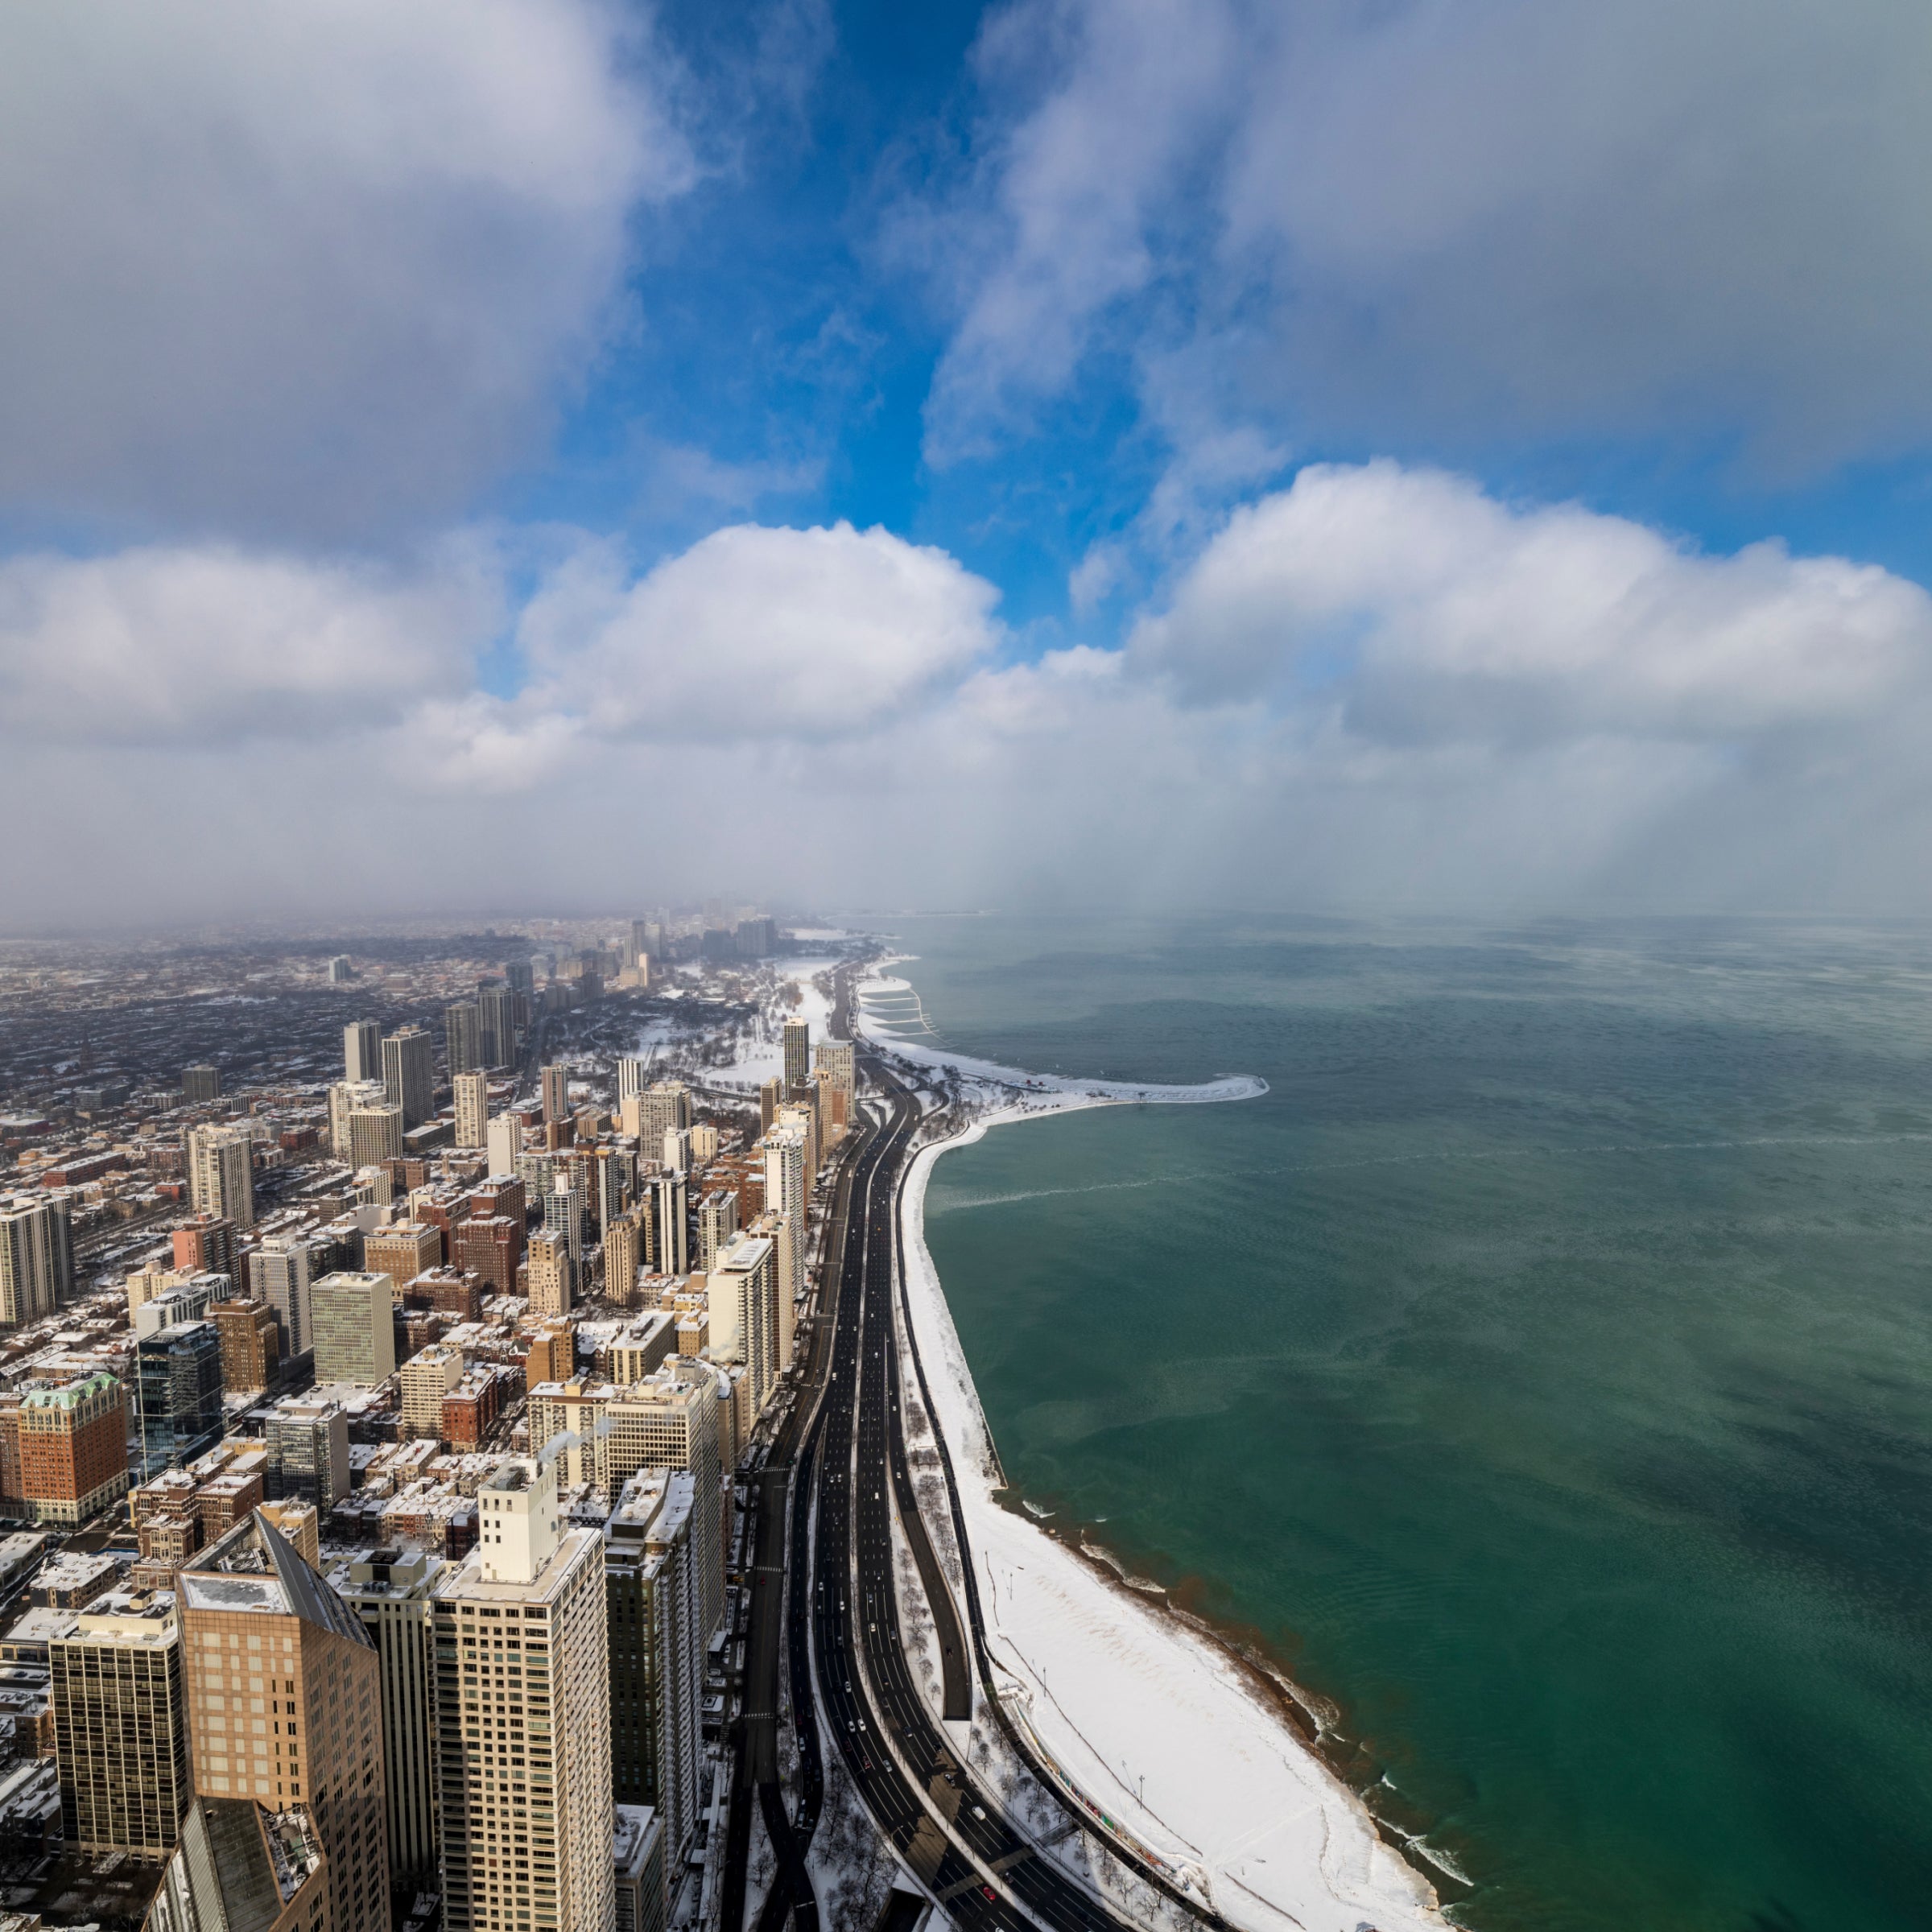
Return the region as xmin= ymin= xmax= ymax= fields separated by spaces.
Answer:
xmin=0 ymin=0 xmax=690 ymax=537
xmin=515 ymin=520 xmax=1003 ymax=741
xmin=0 ymin=541 xmax=499 ymax=742
xmin=10 ymin=469 xmax=1932 ymax=923
xmin=926 ymin=0 xmax=1932 ymax=469
xmin=1133 ymin=463 xmax=1932 ymax=742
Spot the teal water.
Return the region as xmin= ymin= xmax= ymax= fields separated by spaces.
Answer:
xmin=881 ymin=914 xmax=1932 ymax=1932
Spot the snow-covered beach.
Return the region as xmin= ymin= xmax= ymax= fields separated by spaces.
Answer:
xmin=857 ymin=970 xmax=1454 ymax=1932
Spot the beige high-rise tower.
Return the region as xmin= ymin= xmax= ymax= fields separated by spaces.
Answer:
xmin=180 ymin=1513 xmax=391 ymax=1931
xmin=187 ymin=1125 xmax=256 ymax=1230
xmin=432 ymin=1455 xmax=613 ymax=1932
xmin=454 ymin=1071 xmax=490 ymax=1150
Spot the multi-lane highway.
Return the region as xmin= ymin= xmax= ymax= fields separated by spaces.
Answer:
xmin=798 ymin=1063 xmax=1151 ymax=1932
xmin=727 ymin=1048 xmax=1216 ymax=1932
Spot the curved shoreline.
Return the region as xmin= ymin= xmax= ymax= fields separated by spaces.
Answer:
xmin=884 ymin=1068 xmax=1455 ymax=1932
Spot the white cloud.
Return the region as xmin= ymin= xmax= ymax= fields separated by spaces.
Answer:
xmin=924 ymin=0 xmax=1932 ymax=469
xmin=517 ymin=520 xmax=1003 ymax=741
xmin=0 ymin=0 xmax=690 ymax=536
xmin=921 ymin=0 xmax=1235 ymax=457
xmin=1133 ymin=463 xmax=1932 ymax=743
xmin=9 ymin=471 xmax=1932 ymax=924
xmin=0 ymin=542 xmax=499 ymax=742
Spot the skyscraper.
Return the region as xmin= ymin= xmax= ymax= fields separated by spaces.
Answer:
xmin=540 ymin=1064 xmax=570 ymax=1127
xmin=264 ymin=1398 xmax=351 ymax=1508
xmin=638 ymin=1083 xmax=691 ymax=1149
xmin=211 ymin=1297 xmax=281 ymax=1395
xmin=617 ymin=1056 xmax=649 ymax=1104
xmin=187 ymin=1125 xmax=256 ymax=1230
xmin=135 ymin=1320 xmax=224 ymax=1479
xmin=446 ymin=1001 xmax=484 ymax=1078
xmin=250 ymin=1236 xmax=318 ymax=1360
xmin=180 ymin=1513 xmax=391 ymax=1930
xmin=348 ymin=1098 xmax=405 ymax=1170
xmin=526 ymin=1230 xmax=572 ymax=1318
xmin=337 ymin=1545 xmax=444 ymax=1888
xmin=171 ymin=1212 xmax=239 ymax=1287
xmin=478 ymin=987 xmax=518 ymax=1071
xmin=696 ymin=1191 xmax=739 ymax=1272
xmin=312 ymin=1273 xmax=397 ymax=1388
xmin=432 ymin=1455 xmax=614 ymax=1932
xmin=0 ymin=1195 xmax=73 ymax=1324
xmin=182 ymin=1064 xmax=222 ymax=1105
xmin=50 ymin=1587 xmax=192 ymax=1853
xmin=454 ymin=1071 xmax=490 ymax=1150
xmin=543 ymin=1184 xmax=586 ymax=1264
xmin=602 ymin=1211 xmax=644 ymax=1307
xmin=647 ymin=1173 xmax=687 ymax=1277
xmin=383 ymin=1026 xmax=435 ymax=1130
xmin=706 ymin=1236 xmax=777 ymax=1417
xmin=345 ymin=1020 xmax=382 ymax=1084
xmin=399 ymin=1344 xmax=464 ymax=1439
xmin=781 ymin=1016 xmax=809 ymax=1094
xmin=761 ymin=1128 xmax=807 ymax=1304
xmin=604 ymin=1470 xmax=700 ymax=1864
xmin=485 ymin=1113 xmax=521 ymax=1178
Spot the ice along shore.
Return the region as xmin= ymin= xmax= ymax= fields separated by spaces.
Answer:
xmin=860 ymin=991 xmax=1453 ymax=1932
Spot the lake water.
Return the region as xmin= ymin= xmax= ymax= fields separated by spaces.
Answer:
xmin=873 ymin=912 xmax=1932 ymax=1932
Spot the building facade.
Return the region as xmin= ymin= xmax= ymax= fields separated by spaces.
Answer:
xmin=431 ymin=1456 xmax=613 ymax=1932
xmin=49 ymin=1588 xmax=192 ymax=1854
xmin=338 ymin=1546 xmax=444 ymax=1888
xmin=604 ymin=1472 xmax=700 ymax=1866
xmin=19 ymin=1374 xmax=128 ymax=1525
xmin=187 ymin=1125 xmax=256 ymax=1231
xmin=312 ymin=1273 xmax=397 ymax=1388
xmin=454 ymin=1072 xmax=490 ymax=1151
xmin=0 ymin=1195 xmax=73 ymax=1326
xmin=181 ymin=1514 xmax=391 ymax=1932
xmin=135 ymin=1321 xmax=225 ymax=1479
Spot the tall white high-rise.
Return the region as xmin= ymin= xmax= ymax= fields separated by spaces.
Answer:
xmin=186 ymin=1125 xmax=255 ymax=1230
xmin=485 ymin=1113 xmax=521 ymax=1178
xmin=705 ymin=1235 xmax=777 ymax=1416
xmin=761 ymin=1128 xmax=806 ymax=1302
xmin=433 ymin=1456 xmax=613 ymax=1932
xmin=453 ymin=1072 xmax=489 ymax=1150
xmin=617 ymin=1056 xmax=650 ymax=1104
xmin=648 ymin=1173 xmax=687 ymax=1277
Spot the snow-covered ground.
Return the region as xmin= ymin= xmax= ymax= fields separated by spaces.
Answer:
xmin=629 ymin=955 xmax=839 ymax=1092
xmin=874 ymin=964 xmax=1450 ymax=1932
xmin=855 ymin=961 xmax=1263 ymax=1112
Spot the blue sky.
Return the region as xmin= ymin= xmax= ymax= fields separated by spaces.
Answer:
xmin=522 ymin=0 xmax=1932 ymax=637
xmin=5 ymin=0 xmax=1932 ymax=926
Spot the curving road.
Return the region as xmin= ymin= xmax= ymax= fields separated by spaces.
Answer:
xmin=733 ymin=1050 xmax=1217 ymax=1932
